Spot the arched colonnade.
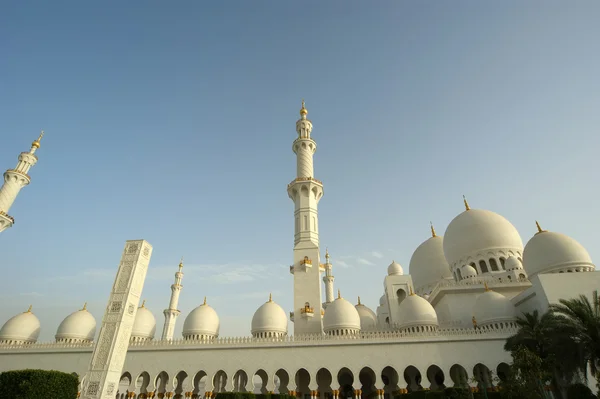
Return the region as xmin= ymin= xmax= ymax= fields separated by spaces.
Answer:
xmin=109 ymin=362 xmax=511 ymax=399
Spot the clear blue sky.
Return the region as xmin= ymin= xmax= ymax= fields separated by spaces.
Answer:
xmin=1 ymin=1 xmax=599 ymax=341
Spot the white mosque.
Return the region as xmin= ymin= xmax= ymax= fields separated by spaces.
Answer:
xmin=0 ymin=103 xmax=598 ymax=398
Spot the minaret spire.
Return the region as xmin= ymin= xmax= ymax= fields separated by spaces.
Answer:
xmin=161 ymin=257 xmax=184 ymax=340
xmin=0 ymin=131 xmax=45 ymax=234
xmin=288 ymin=100 xmax=325 ymax=336
xmin=323 ymin=248 xmax=335 ymax=305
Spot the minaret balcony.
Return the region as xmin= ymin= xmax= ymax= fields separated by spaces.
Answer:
xmin=0 ymin=212 xmax=14 ymax=232
xmin=287 ymin=177 xmax=323 ymax=189
xmin=300 ymin=305 xmax=315 ymax=318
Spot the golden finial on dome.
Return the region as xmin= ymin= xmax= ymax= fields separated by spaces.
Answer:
xmin=203 ymin=296 xmax=207 ymax=305
xmin=483 ymin=281 xmax=490 ymax=291
xmin=268 ymin=293 xmax=272 ymax=302
xmin=463 ymin=195 xmax=471 ymax=211
xmin=81 ymin=302 xmax=87 ymax=311
xmin=25 ymin=305 xmax=32 ymax=313
xmin=430 ymin=221 xmax=437 ymax=237
xmin=409 ymin=287 xmax=415 ymax=296
xmin=535 ymin=220 xmax=546 ymax=234
xmin=337 ymin=289 xmax=341 ymax=299
xmin=141 ymin=300 xmax=146 ymax=308
xmin=300 ymin=99 xmax=308 ymax=116
xmin=357 ymin=296 xmax=361 ymax=305
xmin=31 ymin=130 xmax=44 ymax=149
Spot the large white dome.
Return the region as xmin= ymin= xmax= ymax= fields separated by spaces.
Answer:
xmin=55 ymin=304 xmax=96 ymax=343
xmin=355 ymin=298 xmax=377 ymax=331
xmin=387 ymin=261 xmax=404 ymax=276
xmin=0 ymin=306 xmax=41 ymax=344
xmin=251 ymin=295 xmax=288 ymax=337
xmin=523 ymin=228 xmax=595 ymax=277
xmin=472 ymin=288 xmax=516 ymax=327
xmin=323 ymin=292 xmax=361 ymax=335
xmin=409 ymin=234 xmax=452 ymax=292
xmin=131 ymin=302 xmax=156 ymax=341
xmin=183 ymin=298 xmax=220 ymax=339
xmin=443 ymin=208 xmax=523 ymax=268
xmin=397 ymin=294 xmax=438 ymax=331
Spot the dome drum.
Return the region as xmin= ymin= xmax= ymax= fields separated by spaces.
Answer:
xmin=55 ymin=306 xmax=96 ymax=344
xmin=251 ymin=297 xmax=288 ymax=338
xmin=523 ymin=230 xmax=595 ymax=277
xmin=444 ymin=209 xmax=524 ymax=274
xmin=323 ymin=294 xmax=361 ymax=336
xmin=183 ymin=301 xmax=220 ymax=340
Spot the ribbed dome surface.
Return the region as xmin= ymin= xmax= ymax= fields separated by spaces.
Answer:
xmin=444 ymin=209 xmax=523 ymax=267
xmin=409 ymin=235 xmax=451 ymax=292
xmin=523 ymin=230 xmax=594 ymax=277
xmin=397 ymin=294 xmax=438 ymax=330
xmin=251 ymin=298 xmax=287 ymax=336
xmin=0 ymin=309 xmax=41 ymax=343
xmin=323 ymin=296 xmax=361 ymax=333
xmin=55 ymin=307 xmax=96 ymax=342
xmin=473 ymin=290 xmax=516 ymax=326
xmin=183 ymin=303 xmax=220 ymax=339
xmin=131 ymin=305 xmax=156 ymax=340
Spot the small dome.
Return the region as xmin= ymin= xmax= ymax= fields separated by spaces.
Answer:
xmin=387 ymin=260 xmax=404 ymax=276
xmin=397 ymin=294 xmax=438 ymax=330
xmin=461 ymin=264 xmax=478 ymax=279
xmin=504 ymin=256 xmax=523 ymax=271
xmin=523 ymin=229 xmax=595 ymax=277
xmin=355 ymin=298 xmax=377 ymax=331
xmin=131 ymin=303 xmax=156 ymax=341
xmin=183 ymin=299 xmax=220 ymax=339
xmin=443 ymin=208 xmax=523 ymax=268
xmin=379 ymin=294 xmax=387 ymax=306
xmin=0 ymin=307 xmax=41 ymax=344
xmin=473 ymin=289 xmax=516 ymax=327
xmin=251 ymin=295 xmax=288 ymax=337
xmin=409 ymin=235 xmax=452 ymax=292
xmin=323 ymin=293 xmax=361 ymax=334
xmin=55 ymin=305 xmax=96 ymax=343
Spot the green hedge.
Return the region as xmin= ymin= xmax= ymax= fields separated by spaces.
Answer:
xmin=0 ymin=369 xmax=78 ymax=399
xmin=215 ymin=393 xmax=295 ymax=399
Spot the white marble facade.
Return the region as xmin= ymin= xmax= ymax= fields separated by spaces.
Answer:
xmin=1 ymin=106 xmax=598 ymax=398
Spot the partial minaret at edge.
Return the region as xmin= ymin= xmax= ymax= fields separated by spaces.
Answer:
xmin=0 ymin=131 xmax=44 ymax=234
xmin=161 ymin=257 xmax=184 ymax=340
xmin=288 ymin=100 xmax=325 ymax=335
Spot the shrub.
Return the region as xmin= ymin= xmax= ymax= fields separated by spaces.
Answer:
xmin=566 ymin=383 xmax=596 ymax=399
xmin=443 ymin=387 xmax=470 ymax=399
xmin=0 ymin=369 xmax=78 ymax=399
xmin=216 ymin=393 xmax=256 ymax=399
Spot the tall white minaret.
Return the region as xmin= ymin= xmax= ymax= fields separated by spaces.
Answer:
xmin=161 ymin=258 xmax=184 ymax=340
xmin=322 ymin=248 xmax=335 ymax=308
xmin=0 ymin=131 xmax=44 ymax=234
xmin=288 ymin=100 xmax=325 ymax=335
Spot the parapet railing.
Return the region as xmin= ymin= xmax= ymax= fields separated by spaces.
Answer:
xmin=0 ymin=325 xmax=518 ymax=352
xmin=428 ymin=277 xmax=531 ymax=298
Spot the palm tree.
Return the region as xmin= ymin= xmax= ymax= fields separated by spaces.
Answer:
xmin=550 ymin=290 xmax=600 ymax=378
xmin=505 ymin=310 xmax=582 ymax=398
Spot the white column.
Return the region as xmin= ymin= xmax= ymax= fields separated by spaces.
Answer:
xmin=81 ymin=240 xmax=153 ymax=399
xmin=162 ymin=259 xmax=184 ymax=340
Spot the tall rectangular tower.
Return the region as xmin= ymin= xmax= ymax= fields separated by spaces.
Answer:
xmin=82 ymin=240 xmax=153 ymax=399
xmin=288 ymin=101 xmax=325 ymax=335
